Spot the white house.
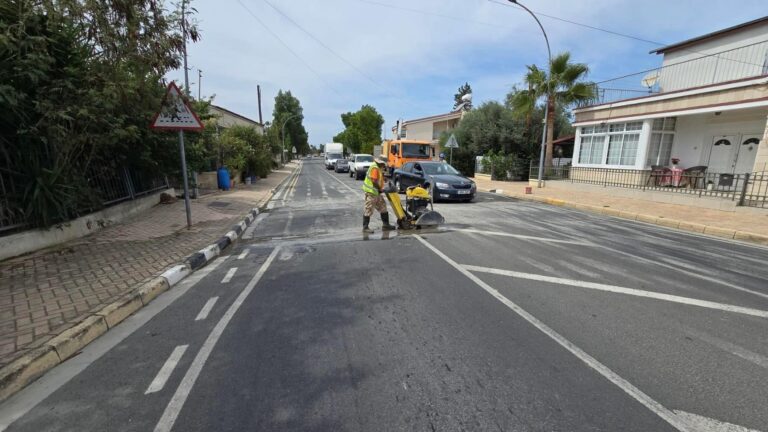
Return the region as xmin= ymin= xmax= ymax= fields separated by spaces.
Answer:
xmin=571 ymin=16 xmax=768 ymax=194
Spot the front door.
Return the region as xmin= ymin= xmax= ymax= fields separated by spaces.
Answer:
xmin=734 ymin=134 xmax=761 ymax=174
xmin=707 ymin=135 xmax=738 ymax=173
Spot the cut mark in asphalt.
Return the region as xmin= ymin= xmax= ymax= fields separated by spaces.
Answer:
xmin=221 ymin=267 xmax=238 ymax=284
xmin=237 ymin=250 xmax=249 ymax=260
xmin=455 ymin=228 xmax=594 ymax=246
xmin=153 ymin=247 xmax=280 ymax=432
xmin=243 ymin=213 xmax=269 ymax=240
xmin=194 ymin=297 xmax=219 ymax=321
xmin=463 ymin=264 xmax=768 ymax=319
xmin=145 ymin=345 xmax=189 ymax=395
xmin=687 ymin=329 xmax=768 ymax=370
xmin=415 ymin=235 xmax=691 ymax=431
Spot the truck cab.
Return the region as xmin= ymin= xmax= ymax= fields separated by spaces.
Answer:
xmin=381 ymin=140 xmax=435 ymax=176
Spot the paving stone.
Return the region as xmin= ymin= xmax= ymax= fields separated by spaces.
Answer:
xmin=0 ymin=167 xmax=292 ymax=367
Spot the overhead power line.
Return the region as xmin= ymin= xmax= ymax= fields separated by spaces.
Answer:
xmin=235 ymin=0 xmax=342 ymax=96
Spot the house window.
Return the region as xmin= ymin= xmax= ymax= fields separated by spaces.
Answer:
xmin=578 ymin=135 xmax=606 ymax=164
xmin=646 ymin=117 xmax=676 ymax=166
xmin=580 ymin=121 xmax=641 ymax=166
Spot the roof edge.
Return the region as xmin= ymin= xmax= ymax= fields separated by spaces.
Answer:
xmin=650 ymin=16 xmax=768 ymax=54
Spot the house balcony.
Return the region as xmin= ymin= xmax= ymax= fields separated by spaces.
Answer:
xmin=582 ymin=40 xmax=768 ymax=108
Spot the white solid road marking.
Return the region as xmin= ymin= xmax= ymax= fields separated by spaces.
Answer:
xmin=455 ymin=228 xmax=594 ymax=246
xmin=237 ymin=249 xmax=249 ymax=260
xmin=414 ymin=235 xmax=692 ymax=431
xmin=597 ymin=242 xmax=768 ymax=302
xmin=463 ymin=264 xmax=768 ymax=319
xmin=145 ymin=345 xmax=189 ymax=395
xmin=0 ymin=255 xmax=231 ymax=432
xmin=221 ymin=267 xmax=238 ymax=283
xmin=674 ymin=410 xmax=761 ymax=432
xmin=194 ymin=297 xmax=219 ymax=321
xmin=154 ymin=247 xmax=280 ymax=432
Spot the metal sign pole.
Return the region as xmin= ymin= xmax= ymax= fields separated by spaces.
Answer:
xmin=450 ymin=147 xmax=453 ymax=165
xmin=178 ymin=130 xmax=192 ymax=229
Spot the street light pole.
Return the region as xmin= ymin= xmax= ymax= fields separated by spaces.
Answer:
xmin=178 ymin=0 xmax=192 ymax=228
xmin=281 ymin=113 xmax=299 ymax=166
xmin=198 ymin=69 xmax=202 ymax=100
xmin=509 ymin=0 xmax=551 ymax=188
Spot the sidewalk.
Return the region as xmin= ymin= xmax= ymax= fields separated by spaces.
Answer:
xmin=472 ymin=176 xmax=768 ymax=244
xmin=0 ymin=164 xmax=295 ymax=371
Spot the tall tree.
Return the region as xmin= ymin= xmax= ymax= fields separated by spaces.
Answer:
xmin=453 ymin=82 xmax=473 ymax=111
xmin=271 ymin=90 xmax=309 ymax=158
xmin=509 ymin=52 xmax=594 ymax=166
xmin=333 ymin=105 xmax=384 ymax=154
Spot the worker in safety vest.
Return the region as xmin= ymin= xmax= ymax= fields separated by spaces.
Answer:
xmin=361 ymin=157 xmax=395 ymax=233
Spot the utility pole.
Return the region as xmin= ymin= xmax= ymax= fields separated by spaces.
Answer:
xmin=257 ymin=85 xmax=264 ymax=125
xmin=179 ymin=0 xmax=192 ymax=228
xmin=198 ymin=69 xmax=202 ymax=100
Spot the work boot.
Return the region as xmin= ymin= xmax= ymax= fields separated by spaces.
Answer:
xmin=362 ymin=216 xmax=374 ymax=234
xmin=381 ymin=213 xmax=396 ymax=231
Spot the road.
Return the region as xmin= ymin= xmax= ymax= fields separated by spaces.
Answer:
xmin=2 ymin=158 xmax=768 ymax=431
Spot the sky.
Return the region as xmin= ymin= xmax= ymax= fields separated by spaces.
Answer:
xmin=170 ymin=0 xmax=768 ymax=145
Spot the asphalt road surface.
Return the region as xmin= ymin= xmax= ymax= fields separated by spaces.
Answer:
xmin=2 ymin=158 xmax=767 ymax=431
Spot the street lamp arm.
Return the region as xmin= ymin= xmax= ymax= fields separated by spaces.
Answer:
xmin=508 ymin=0 xmax=551 ymax=67
xmin=507 ymin=0 xmax=551 ymax=188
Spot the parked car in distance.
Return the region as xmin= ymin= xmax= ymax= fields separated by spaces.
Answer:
xmin=349 ymin=154 xmax=375 ymax=180
xmin=335 ymin=158 xmax=350 ymax=173
xmin=392 ymin=161 xmax=476 ymax=202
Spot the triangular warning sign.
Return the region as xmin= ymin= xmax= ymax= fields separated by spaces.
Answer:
xmin=445 ymin=134 xmax=459 ymax=149
xmin=150 ymin=82 xmax=204 ymax=131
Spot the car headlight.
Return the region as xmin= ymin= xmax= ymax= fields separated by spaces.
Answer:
xmin=435 ymin=182 xmax=450 ymax=189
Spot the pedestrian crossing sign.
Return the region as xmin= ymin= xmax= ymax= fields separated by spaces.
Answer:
xmin=151 ymin=82 xmax=205 ymax=131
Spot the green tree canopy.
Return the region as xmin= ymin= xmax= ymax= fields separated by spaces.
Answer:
xmin=509 ymin=52 xmax=594 ymax=166
xmin=332 ymin=105 xmax=384 ymax=155
xmin=272 ymin=90 xmax=309 ymax=158
xmin=453 ymin=82 xmax=473 ymax=111
xmin=0 ymin=0 xmax=199 ymax=228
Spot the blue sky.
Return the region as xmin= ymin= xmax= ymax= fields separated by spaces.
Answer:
xmin=170 ymin=0 xmax=767 ymax=144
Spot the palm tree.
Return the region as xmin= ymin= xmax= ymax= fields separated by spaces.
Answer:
xmin=511 ymin=52 xmax=595 ymax=167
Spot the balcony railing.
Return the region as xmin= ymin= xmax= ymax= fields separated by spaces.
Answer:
xmin=581 ymin=39 xmax=768 ymax=107
xmin=528 ymin=164 xmax=768 ymax=209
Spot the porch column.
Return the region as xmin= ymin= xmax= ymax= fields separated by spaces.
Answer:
xmin=753 ymin=114 xmax=768 ymax=173
xmin=633 ymin=119 xmax=653 ymax=170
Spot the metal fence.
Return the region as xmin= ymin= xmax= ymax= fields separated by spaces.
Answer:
xmin=0 ymin=165 xmax=169 ymax=235
xmin=528 ymin=164 xmax=768 ymax=209
xmin=583 ymin=39 xmax=768 ymax=107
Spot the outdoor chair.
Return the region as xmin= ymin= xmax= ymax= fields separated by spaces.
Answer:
xmin=679 ymin=166 xmax=707 ymax=189
xmin=646 ymin=165 xmax=670 ymax=187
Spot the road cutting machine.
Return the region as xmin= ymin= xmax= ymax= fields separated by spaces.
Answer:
xmin=383 ymin=182 xmax=444 ymax=230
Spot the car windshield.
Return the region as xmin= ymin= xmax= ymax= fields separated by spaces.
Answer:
xmin=356 ymin=155 xmax=374 ymax=162
xmin=420 ymin=163 xmax=460 ymax=175
xmin=336 ymin=159 xmax=348 ymax=164
xmin=327 ymin=153 xmax=342 ymax=159
xmin=402 ymin=144 xmax=430 ymax=158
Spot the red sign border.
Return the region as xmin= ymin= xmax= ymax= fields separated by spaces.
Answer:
xmin=150 ymin=81 xmax=205 ymax=131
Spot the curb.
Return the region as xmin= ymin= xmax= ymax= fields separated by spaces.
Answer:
xmin=477 ymin=186 xmax=768 ymax=246
xmin=0 ymin=167 xmax=298 ymax=403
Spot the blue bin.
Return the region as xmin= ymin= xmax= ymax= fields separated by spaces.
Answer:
xmin=217 ymin=168 xmax=230 ymax=190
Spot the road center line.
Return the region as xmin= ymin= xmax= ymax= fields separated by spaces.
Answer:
xmin=463 ymin=264 xmax=768 ymax=319
xmin=221 ymin=267 xmax=238 ymax=284
xmin=154 ymin=247 xmax=280 ymax=432
xmin=237 ymin=250 xmax=249 ymax=260
xmin=414 ymin=235 xmax=691 ymax=431
xmin=194 ymin=297 xmax=219 ymax=321
xmin=455 ymin=228 xmax=594 ymax=245
xmin=145 ymin=345 xmax=189 ymax=395
xmin=323 ymin=167 xmax=358 ymax=193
